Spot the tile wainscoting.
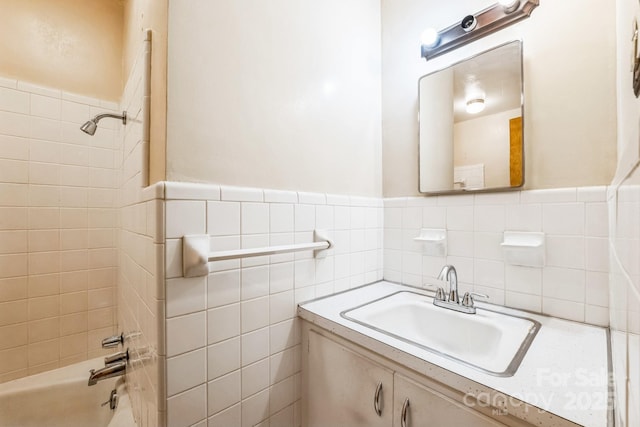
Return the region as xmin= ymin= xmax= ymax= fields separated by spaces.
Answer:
xmin=142 ymin=183 xmax=612 ymax=427
xmin=161 ymin=183 xmax=610 ymax=427
xmin=162 ymin=182 xmax=384 ymax=427
xmin=384 ymin=187 xmax=610 ymax=326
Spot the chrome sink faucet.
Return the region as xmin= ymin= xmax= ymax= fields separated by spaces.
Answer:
xmin=434 ymin=264 xmax=488 ymax=314
xmin=438 ymin=265 xmax=459 ymax=303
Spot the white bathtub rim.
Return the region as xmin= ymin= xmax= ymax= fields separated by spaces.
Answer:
xmin=0 ymin=356 xmax=136 ymax=427
xmin=0 ymin=357 xmax=108 ymax=395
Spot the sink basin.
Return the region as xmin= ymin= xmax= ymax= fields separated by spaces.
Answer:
xmin=340 ymin=291 xmax=540 ymax=376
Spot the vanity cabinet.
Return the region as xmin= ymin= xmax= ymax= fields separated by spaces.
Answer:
xmin=393 ymin=374 xmax=507 ymax=427
xmin=306 ymin=329 xmax=393 ymax=427
xmin=303 ymin=326 xmax=535 ymax=427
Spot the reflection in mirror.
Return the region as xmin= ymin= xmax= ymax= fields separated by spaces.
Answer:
xmin=419 ymin=40 xmax=523 ymax=194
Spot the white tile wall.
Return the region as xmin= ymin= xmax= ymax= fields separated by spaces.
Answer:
xmin=0 ymin=78 xmax=120 ymax=383
xmin=609 ymin=164 xmax=640 ymax=427
xmin=163 ymin=182 xmax=383 ymax=427
xmin=384 ymin=187 xmax=610 ymax=326
xmin=116 ymin=34 xmax=165 ymax=427
xmin=167 ymin=384 xmax=207 ymax=427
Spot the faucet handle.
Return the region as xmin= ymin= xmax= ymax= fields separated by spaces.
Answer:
xmin=423 ymin=283 xmax=446 ymax=301
xmin=104 ymin=349 xmax=129 ymax=367
xmin=461 ymin=292 xmax=489 ymax=307
xmin=101 ymin=389 xmax=119 ymax=410
xmin=101 ymin=333 xmax=124 ymax=349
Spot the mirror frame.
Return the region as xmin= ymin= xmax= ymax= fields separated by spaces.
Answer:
xmin=418 ymin=40 xmax=525 ymax=196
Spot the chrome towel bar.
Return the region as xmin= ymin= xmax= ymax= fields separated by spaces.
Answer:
xmin=182 ymin=230 xmax=333 ymax=277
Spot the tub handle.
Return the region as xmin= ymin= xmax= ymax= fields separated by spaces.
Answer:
xmin=102 ymin=333 xmax=124 ymax=348
xmin=105 ymin=349 xmax=129 ymax=367
xmin=101 ymin=389 xmax=118 ymax=410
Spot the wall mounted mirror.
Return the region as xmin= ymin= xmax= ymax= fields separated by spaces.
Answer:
xmin=418 ymin=40 xmax=523 ymax=194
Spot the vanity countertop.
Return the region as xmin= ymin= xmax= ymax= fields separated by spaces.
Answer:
xmin=298 ymin=281 xmax=610 ymax=427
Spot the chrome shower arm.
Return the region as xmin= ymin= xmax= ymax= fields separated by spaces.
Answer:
xmin=92 ymin=111 xmax=127 ymax=125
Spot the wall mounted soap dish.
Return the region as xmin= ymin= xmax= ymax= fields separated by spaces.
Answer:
xmin=414 ymin=228 xmax=447 ymax=257
xmin=501 ymin=231 xmax=545 ymax=267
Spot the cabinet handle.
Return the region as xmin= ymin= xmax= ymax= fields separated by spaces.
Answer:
xmin=401 ymin=398 xmax=410 ymax=427
xmin=373 ymin=381 xmax=383 ymax=416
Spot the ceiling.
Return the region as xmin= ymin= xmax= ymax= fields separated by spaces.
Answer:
xmin=451 ymin=41 xmax=522 ymax=122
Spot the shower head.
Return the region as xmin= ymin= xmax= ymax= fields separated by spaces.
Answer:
xmin=80 ymin=120 xmax=98 ymax=135
xmin=80 ymin=111 xmax=127 ymax=136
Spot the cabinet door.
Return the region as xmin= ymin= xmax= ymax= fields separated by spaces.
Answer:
xmin=305 ymin=330 xmax=394 ymax=427
xmin=393 ymin=374 xmax=508 ymax=427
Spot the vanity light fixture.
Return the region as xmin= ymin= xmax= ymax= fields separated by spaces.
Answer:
xmin=465 ymin=98 xmax=486 ymax=114
xmin=420 ymin=0 xmax=538 ymax=61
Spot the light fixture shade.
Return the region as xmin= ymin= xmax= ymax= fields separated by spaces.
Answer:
xmin=499 ymin=0 xmax=520 ymax=13
xmin=421 ymin=28 xmax=440 ymax=47
xmin=466 ymin=98 xmax=486 ymax=114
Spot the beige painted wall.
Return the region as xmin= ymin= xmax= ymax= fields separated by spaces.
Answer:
xmin=166 ymin=0 xmax=382 ymax=196
xmin=123 ymin=0 xmax=167 ymax=184
xmin=0 ymin=0 xmax=123 ymax=101
xmin=382 ymin=0 xmax=617 ymax=197
xmin=614 ymin=0 xmax=640 ymax=181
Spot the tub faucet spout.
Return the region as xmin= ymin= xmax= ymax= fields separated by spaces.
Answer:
xmin=88 ymin=361 xmax=126 ymax=386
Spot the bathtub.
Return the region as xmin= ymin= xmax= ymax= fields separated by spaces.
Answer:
xmin=0 ymin=358 xmax=136 ymax=427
